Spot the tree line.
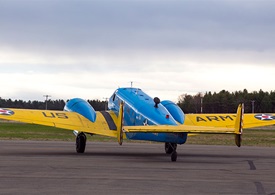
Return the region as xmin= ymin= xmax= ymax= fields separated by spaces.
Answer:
xmin=178 ymin=89 xmax=275 ymax=113
xmin=1 ymin=89 xmax=275 ymax=113
xmin=0 ymin=98 xmax=107 ymax=111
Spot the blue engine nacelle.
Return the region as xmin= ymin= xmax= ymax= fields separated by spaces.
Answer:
xmin=64 ymin=98 xmax=96 ymax=122
xmin=161 ymin=100 xmax=184 ymax=124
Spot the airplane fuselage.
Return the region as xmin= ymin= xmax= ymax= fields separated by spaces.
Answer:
xmin=108 ymin=88 xmax=187 ymax=144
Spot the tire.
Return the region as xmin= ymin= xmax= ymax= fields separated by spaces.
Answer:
xmin=165 ymin=142 xmax=177 ymax=154
xmin=171 ymin=151 xmax=177 ymax=162
xmin=235 ymin=134 xmax=242 ymax=147
xmin=76 ymin=133 xmax=86 ymax=153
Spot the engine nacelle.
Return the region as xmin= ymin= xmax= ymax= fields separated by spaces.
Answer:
xmin=64 ymin=98 xmax=96 ymax=122
xmin=161 ymin=100 xmax=184 ymax=124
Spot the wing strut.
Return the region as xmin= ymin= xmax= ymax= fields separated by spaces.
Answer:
xmin=116 ymin=101 xmax=124 ymax=145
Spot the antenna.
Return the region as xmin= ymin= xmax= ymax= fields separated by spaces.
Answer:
xmin=128 ymin=81 xmax=141 ymax=88
xmin=130 ymin=81 xmax=133 ymax=88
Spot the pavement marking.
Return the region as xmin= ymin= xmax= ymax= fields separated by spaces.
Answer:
xmin=254 ymin=182 xmax=266 ymax=195
xmin=247 ymin=160 xmax=256 ymax=170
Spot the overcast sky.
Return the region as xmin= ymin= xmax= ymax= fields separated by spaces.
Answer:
xmin=1 ymin=0 xmax=275 ymax=102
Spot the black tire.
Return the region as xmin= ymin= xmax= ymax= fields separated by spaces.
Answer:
xmin=171 ymin=151 xmax=177 ymax=162
xmin=165 ymin=142 xmax=177 ymax=154
xmin=165 ymin=142 xmax=173 ymax=154
xmin=235 ymin=134 xmax=242 ymax=147
xmin=76 ymin=133 xmax=86 ymax=153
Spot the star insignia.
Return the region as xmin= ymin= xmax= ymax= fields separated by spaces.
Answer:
xmin=143 ymin=119 xmax=148 ymax=126
xmin=0 ymin=108 xmax=14 ymax=116
xmin=254 ymin=114 xmax=275 ymax=121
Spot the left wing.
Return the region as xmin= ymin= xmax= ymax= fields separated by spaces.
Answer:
xmin=0 ymin=108 xmax=117 ymax=138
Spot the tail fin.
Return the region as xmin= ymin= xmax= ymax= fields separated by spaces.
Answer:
xmin=234 ymin=103 xmax=244 ymax=147
xmin=116 ymin=101 xmax=124 ymax=145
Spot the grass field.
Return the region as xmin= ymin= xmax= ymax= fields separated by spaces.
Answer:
xmin=0 ymin=122 xmax=275 ymax=147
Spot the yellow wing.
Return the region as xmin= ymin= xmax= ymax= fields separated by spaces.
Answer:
xmin=0 ymin=108 xmax=117 ymax=138
xmin=0 ymin=103 xmax=245 ymax=147
xmin=184 ymin=113 xmax=275 ymax=128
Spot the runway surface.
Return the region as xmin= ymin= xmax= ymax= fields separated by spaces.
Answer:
xmin=0 ymin=140 xmax=275 ymax=195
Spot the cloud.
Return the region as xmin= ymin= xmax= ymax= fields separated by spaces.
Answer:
xmin=1 ymin=0 xmax=275 ymax=53
xmin=0 ymin=0 xmax=275 ymax=101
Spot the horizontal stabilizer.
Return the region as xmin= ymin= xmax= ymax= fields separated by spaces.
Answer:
xmin=123 ymin=124 xmax=236 ymax=134
xmin=123 ymin=104 xmax=245 ymax=148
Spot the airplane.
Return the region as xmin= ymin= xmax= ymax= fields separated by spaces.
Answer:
xmin=0 ymin=87 xmax=275 ymax=161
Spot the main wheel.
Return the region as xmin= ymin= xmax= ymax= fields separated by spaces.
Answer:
xmin=171 ymin=151 xmax=177 ymax=162
xmin=235 ymin=134 xmax=242 ymax=147
xmin=76 ymin=133 xmax=86 ymax=153
xmin=165 ymin=142 xmax=177 ymax=154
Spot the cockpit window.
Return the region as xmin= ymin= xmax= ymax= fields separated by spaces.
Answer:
xmin=112 ymin=93 xmax=116 ymax=101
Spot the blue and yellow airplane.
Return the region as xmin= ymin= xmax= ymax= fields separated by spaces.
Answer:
xmin=1 ymin=87 xmax=275 ymax=161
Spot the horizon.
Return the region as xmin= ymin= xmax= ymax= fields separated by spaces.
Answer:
xmin=1 ymin=88 xmax=273 ymax=102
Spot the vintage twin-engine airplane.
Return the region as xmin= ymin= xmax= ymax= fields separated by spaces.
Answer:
xmin=1 ymin=87 xmax=275 ymax=161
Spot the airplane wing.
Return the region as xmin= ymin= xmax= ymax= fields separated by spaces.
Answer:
xmin=183 ymin=113 xmax=275 ymax=129
xmin=0 ymin=108 xmax=117 ymax=138
xmin=0 ymin=103 xmax=244 ymax=147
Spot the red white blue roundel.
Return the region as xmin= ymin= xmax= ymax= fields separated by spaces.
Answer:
xmin=254 ymin=114 xmax=275 ymax=121
xmin=0 ymin=108 xmax=14 ymax=116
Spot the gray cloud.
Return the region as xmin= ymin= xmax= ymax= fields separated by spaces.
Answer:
xmin=1 ymin=0 xmax=275 ymax=101
xmin=1 ymin=0 xmax=275 ymax=54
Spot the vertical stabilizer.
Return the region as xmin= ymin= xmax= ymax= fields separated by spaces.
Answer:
xmin=234 ymin=103 xmax=244 ymax=147
xmin=117 ymin=102 xmax=124 ymax=145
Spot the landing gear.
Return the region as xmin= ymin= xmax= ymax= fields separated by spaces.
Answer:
xmin=171 ymin=151 xmax=177 ymax=162
xmin=235 ymin=134 xmax=242 ymax=147
xmin=165 ymin=142 xmax=177 ymax=154
xmin=76 ymin=133 xmax=86 ymax=153
xmin=164 ymin=142 xmax=178 ymax=162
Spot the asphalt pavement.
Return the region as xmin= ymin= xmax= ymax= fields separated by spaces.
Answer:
xmin=0 ymin=140 xmax=275 ymax=195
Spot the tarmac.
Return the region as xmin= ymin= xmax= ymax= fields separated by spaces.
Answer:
xmin=0 ymin=140 xmax=275 ymax=195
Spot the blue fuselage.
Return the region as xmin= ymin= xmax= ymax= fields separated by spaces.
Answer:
xmin=108 ymin=88 xmax=187 ymax=144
